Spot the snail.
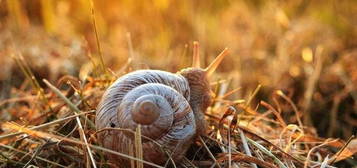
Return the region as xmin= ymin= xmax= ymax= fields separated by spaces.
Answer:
xmin=96 ymin=43 xmax=228 ymax=167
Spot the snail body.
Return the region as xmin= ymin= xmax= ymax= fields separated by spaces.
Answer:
xmin=96 ymin=46 xmax=228 ymax=167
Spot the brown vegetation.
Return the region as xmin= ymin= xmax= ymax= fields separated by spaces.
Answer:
xmin=0 ymin=0 xmax=356 ymax=167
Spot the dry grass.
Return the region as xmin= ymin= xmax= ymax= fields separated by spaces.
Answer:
xmin=0 ymin=0 xmax=356 ymax=167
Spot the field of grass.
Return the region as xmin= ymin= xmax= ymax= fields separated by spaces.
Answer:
xmin=0 ymin=0 xmax=356 ymax=167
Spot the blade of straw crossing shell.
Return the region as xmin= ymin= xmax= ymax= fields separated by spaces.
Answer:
xmin=135 ymin=125 xmax=144 ymax=168
xmin=97 ymin=128 xmax=176 ymax=167
xmin=205 ymin=48 xmax=229 ymax=76
xmin=192 ymin=41 xmax=200 ymax=68
xmin=129 ymin=143 xmax=135 ymax=168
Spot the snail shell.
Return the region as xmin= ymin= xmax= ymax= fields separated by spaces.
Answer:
xmin=95 ymin=46 xmax=228 ymax=167
xmin=96 ymin=70 xmax=196 ymax=166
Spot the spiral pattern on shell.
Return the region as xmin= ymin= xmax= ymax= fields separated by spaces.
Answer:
xmin=96 ymin=70 xmax=196 ymax=166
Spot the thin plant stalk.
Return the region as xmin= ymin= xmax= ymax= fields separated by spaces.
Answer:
xmin=88 ymin=0 xmax=106 ymax=75
xmin=247 ymin=138 xmax=288 ymax=168
xmin=239 ymin=129 xmax=258 ymax=168
xmin=43 ymin=80 xmax=97 ymax=168
xmin=199 ymin=136 xmax=222 ymax=168
xmin=3 ymin=123 xmax=164 ymax=168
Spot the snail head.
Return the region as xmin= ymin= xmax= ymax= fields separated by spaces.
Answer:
xmin=179 ymin=68 xmax=212 ymax=113
xmin=179 ymin=46 xmax=228 ymax=110
xmin=178 ymin=42 xmax=228 ymax=134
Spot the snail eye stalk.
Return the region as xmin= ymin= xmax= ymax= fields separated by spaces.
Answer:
xmin=192 ymin=41 xmax=201 ymax=68
xmin=205 ymin=48 xmax=229 ymax=77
